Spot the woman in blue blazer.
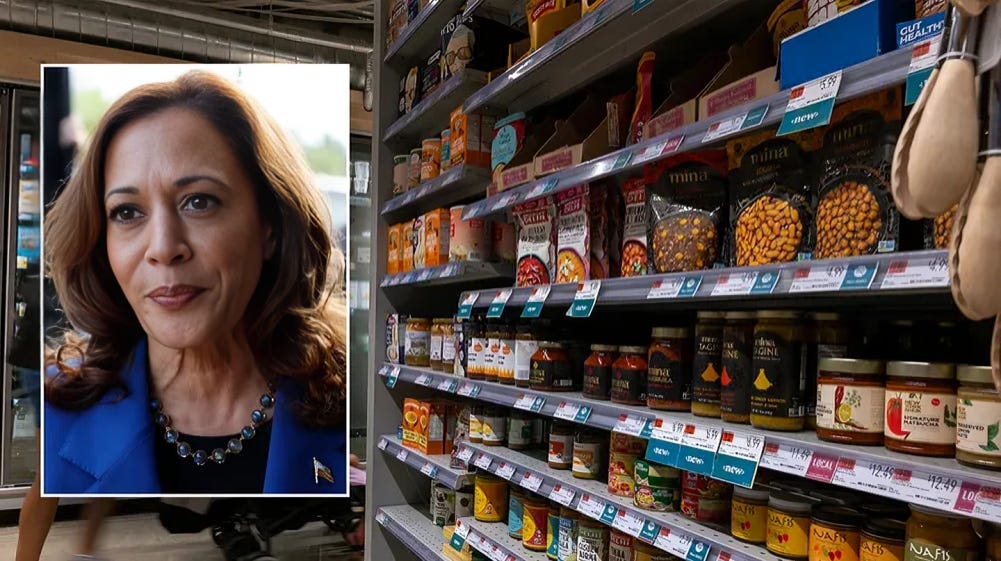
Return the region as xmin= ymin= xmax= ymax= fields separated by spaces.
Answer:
xmin=43 ymin=70 xmax=348 ymax=495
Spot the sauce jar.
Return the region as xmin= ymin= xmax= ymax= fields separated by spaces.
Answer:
xmin=516 ymin=323 xmax=540 ymax=388
xmin=547 ymin=502 xmax=561 ymax=560
xmin=680 ymin=471 xmax=732 ymax=524
xmin=549 ymin=421 xmax=574 ymax=470
xmin=693 ymin=311 xmax=726 ymax=418
xmin=751 ymin=311 xmax=806 ymax=432
xmin=466 ymin=319 xmax=486 ymax=380
xmin=481 ymin=406 xmax=507 ymax=446
xmin=441 ymin=319 xmax=456 ymax=374
xmin=494 ymin=322 xmax=516 ymax=384
xmin=956 ymin=364 xmax=1001 ymax=470
xmin=634 ymin=460 xmax=681 ymax=512
xmin=559 ymin=507 xmax=578 ymax=561
xmin=609 ymin=529 xmax=634 ymax=561
xmin=809 ymin=505 xmax=864 ymax=561
xmin=816 ymin=358 xmax=886 ymax=445
xmin=583 ymin=344 xmax=617 ymax=400
xmin=732 ymin=484 xmax=770 ymax=544
xmin=405 ymin=317 xmax=431 ymax=367
xmin=612 ymin=346 xmax=648 ymax=405
xmin=577 ymin=518 xmax=609 ymax=561
xmin=572 ymin=428 xmax=606 ymax=480
xmin=468 ymin=404 xmax=483 ymax=444
xmin=722 ymin=312 xmax=757 ymax=424
xmin=509 ymin=487 xmax=525 ymax=538
xmin=905 ymin=504 xmax=980 ymax=561
xmin=508 ymin=410 xmax=536 ymax=450
xmin=430 ymin=318 xmax=446 ymax=371
xmin=523 ymin=496 xmax=549 ymax=551
xmin=647 ymin=327 xmax=693 ymax=411
xmin=483 ymin=321 xmax=500 ymax=382
xmin=809 ymin=312 xmax=850 ymax=428
xmin=474 ymin=473 xmax=507 ymax=522
xmin=767 ymin=491 xmax=817 ymax=560
xmin=884 ymin=362 xmax=957 ymax=457
xmin=861 ymin=519 xmax=906 ymax=561
xmin=532 ymin=342 xmax=575 ymax=392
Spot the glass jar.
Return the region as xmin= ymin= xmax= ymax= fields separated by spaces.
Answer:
xmin=454 ymin=317 xmax=467 ymax=377
xmin=429 ymin=319 xmax=444 ymax=371
xmin=441 ymin=319 xmax=456 ymax=374
xmin=547 ymin=501 xmax=560 ymax=560
xmin=634 ymin=460 xmax=681 ymax=512
xmin=531 ymin=342 xmax=574 ymax=392
xmin=481 ymin=406 xmax=507 ymax=446
xmin=468 ymin=404 xmax=483 ymax=444
xmin=809 ymin=506 xmax=864 ymax=561
xmin=732 ymin=484 xmax=770 ymax=544
xmin=558 ymin=507 xmax=578 ymax=561
xmin=861 ymin=519 xmax=906 ymax=561
xmin=404 ymin=317 xmax=431 ymax=367
xmin=809 ymin=312 xmax=850 ymax=429
xmin=578 ymin=518 xmax=609 ymax=561
xmin=549 ymin=421 xmax=574 ymax=470
xmin=680 ymin=471 xmax=732 ymax=525
xmin=509 ymin=487 xmax=525 ymax=539
xmin=987 ymin=523 xmax=1001 ymax=561
xmin=905 ymin=504 xmax=980 ymax=561
xmin=466 ymin=318 xmax=486 ymax=380
xmin=885 ymin=362 xmax=957 ymax=457
xmin=648 ymin=327 xmax=693 ymax=411
xmin=515 ymin=323 xmax=539 ymax=388
xmin=484 ymin=321 xmax=500 ymax=383
xmin=721 ymin=312 xmax=757 ymax=424
xmin=572 ymin=428 xmax=606 ymax=480
xmin=933 ymin=321 xmax=959 ymax=364
xmin=693 ymin=311 xmax=726 ymax=418
xmin=609 ymin=529 xmax=634 ymax=561
xmin=888 ymin=320 xmax=916 ymax=361
xmin=522 ymin=496 xmax=549 ymax=551
xmin=956 ymin=365 xmax=1001 ymax=470
xmin=751 ymin=311 xmax=807 ymax=432
xmin=816 ymin=358 xmax=886 ymax=445
xmin=767 ymin=491 xmax=817 ymax=560
xmin=583 ymin=344 xmax=617 ymax=400
xmin=494 ymin=322 xmax=516 ymax=385
xmin=474 ymin=473 xmax=508 ymax=522
xmin=612 ymin=346 xmax=648 ymax=405
xmin=508 ymin=410 xmax=535 ymax=450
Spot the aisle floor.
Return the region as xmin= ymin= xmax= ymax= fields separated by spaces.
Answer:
xmin=0 ymin=513 xmax=363 ymax=561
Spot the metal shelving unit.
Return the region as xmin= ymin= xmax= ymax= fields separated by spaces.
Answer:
xmin=377 ymin=434 xmax=474 ymax=490
xmin=463 ymin=518 xmax=549 ymax=561
xmin=377 ymin=505 xmax=453 ymax=561
xmin=382 ymin=261 xmax=514 ymax=288
xmin=382 ymin=163 xmax=490 ymax=221
xmin=384 ymin=69 xmax=489 ymax=146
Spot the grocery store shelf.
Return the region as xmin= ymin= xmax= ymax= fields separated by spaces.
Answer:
xmin=461 ymin=47 xmax=911 ymax=221
xmin=382 ymin=164 xmax=490 ymax=221
xmin=378 ymin=434 xmax=474 ymax=490
xmin=377 ymin=505 xmax=452 ymax=561
xmin=457 ymin=250 xmax=951 ymax=310
xmin=382 ymin=261 xmax=514 ymax=288
xmin=458 ymin=441 xmax=783 ymax=561
xmin=381 ymin=362 xmax=1001 ymax=524
xmin=463 ymin=517 xmax=548 ymax=561
xmin=385 ymin=69 xmax=489 ymax=145
xmin=385 ymin=0 xmax=461 ymax=65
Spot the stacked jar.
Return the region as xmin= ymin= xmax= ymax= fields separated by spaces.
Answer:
xmin=692 ymin=312 xmax=726 ymax=417
xmin=572 ymin=428 xmax=606 ymax=480
xmin=681 ymin=471 xmax=732 ymax=525
xmin=633 ymin=459 xmax=680 ymax=512
xmin=721 ymin=311 xmax=756 ymax=424
xmin=608 ymin=433 xmax=645 ymax=498
xmin=750 ymin=311 xmax=808 ymax=432
xmin=884 ymin=362 xmax=957 ymax=457
xmin=648 ymin=327 xmax=693 ymax=411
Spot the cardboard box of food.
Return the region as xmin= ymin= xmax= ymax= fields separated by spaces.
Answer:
xmin=529 ymin=4 xmax=581 ymax=51
xmin=696 ymin=25 xmax=778 ymax=121
xmin=644 ymin=51 xmax=729 ymax=140
xmin=402 ymin=398 xmax=422 ymax=450
xmin=533 ymin=94 xmax=630 ymax=177
xmin=450 ymin=106 xmax=495 ymax=169
xmin=495 ymin=117 xmax=559 ymax=193
xmin=425 ymin=209 xmax=450 ymax=267
xmin=401 ymin=221 xmax=415 ymax=273
xmin=387 ymin=223 xmax=402 ymax=275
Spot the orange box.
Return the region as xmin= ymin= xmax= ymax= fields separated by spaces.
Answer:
xmin=387 ymin=223 xmax=402 ymax=274
xmin=418 ymin=400 xmax=448 ymax=455
xmin=425 ymin=209 xmax=450 ymax=267
xmin=450 ymin=107 xmax=495 ymax=169
xmin=402 ymin=220 xmax=415 ymax=272
xmin=402 ymin=398 xmax=421 ymax=450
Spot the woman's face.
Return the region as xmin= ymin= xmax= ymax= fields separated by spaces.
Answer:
xmin=103 ymin=107 xmax=273 ymax=350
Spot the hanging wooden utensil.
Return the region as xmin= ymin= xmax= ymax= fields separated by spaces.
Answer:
xmin=896 ymin=6 xmax=981 ymax=218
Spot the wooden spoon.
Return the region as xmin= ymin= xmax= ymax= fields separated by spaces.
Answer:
xmin=902 ymin=7 xmax=980 ymax=217
xmin=892 ymin=63 xmax=940 ymax=218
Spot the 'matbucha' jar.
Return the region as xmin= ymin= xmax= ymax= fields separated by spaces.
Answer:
xmin=816 ymin=358 xmax=886 ymax=445
xmin=884 ymin=362 xmax=957 ymax=457
xmin=750 ymin=311 xmax=806 ymax=432
xmin=692 ymin=311 xmax=725 ymax=417
xmin=583 ymin=344 xmax=617 ymax=400
xmin=721 ymin=312 xmax=757 ymax=424
xmin=647 ymin=327 xmax=693 ymax=411
xmin=531 ymin=342 xmax=574 ymax=392
xmin=956 ymin=365 xmax=1001 ymax=470
xmin=612 ymin=346 xmax=648 ymax=405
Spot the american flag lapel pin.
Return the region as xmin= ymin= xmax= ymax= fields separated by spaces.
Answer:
xmin=314 ymin=457 xmax=334 ymax=485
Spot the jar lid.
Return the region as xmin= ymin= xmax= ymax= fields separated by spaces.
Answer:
xmin=619 ymin=345 xmax=648 ymax=354
xmin=539 ymin=341 xmax=564 ymax=349
xmin=886 ymin=361 xmax=956 ymax=380
xmin=809 ymin=312 xmax=841 ymax=321
xmin=862 ymin=519 xmax=906 ymax=542
xmin=433 ymin=317 xmax=451 ymax=324
xmin=591 ymin=344 xmax=618 ymax=352
xmin=809 ymin=489 xmax=860 ymax=506
xmin=652 ymin=327 xmax=691 ymax=338
xmin=476 ymin=472 xmax=500 ymax=483
xmin=757 ymin=310 xmax=800 ymax=320
xmin=909 ymin=503 xmax=970 ymax=519
xmin=818 ymin=358 xmax=885 ymax=375
xmin=957 ymin=365 xmax=993 ymax=384
xmin=733 ymin=484 xmax=770 ymax=502
xmin=697 ymin=311 xmax=726 ymax=320
xmin=521 ymin=496 xmax=548 ymax=506
xmin=449 ymin=204 xmax=464 ymax=211
xmin=410 ymin=147 xmax=423 ymax=154
xmin=812 ymin=505 xmax=864 ymax=528
xmin=725 ymin=311 xmax=757 ymax=320
xmin=858 ymin=502 xmax=910 ymax=520
xmin=769 ymin=491 xmax=819 ymax=513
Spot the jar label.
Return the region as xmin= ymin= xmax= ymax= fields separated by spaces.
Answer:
xmin=732 ymin=499 xmax=767 ymax=543
xmin=523 ymin=505 xmax=547 ymax=546
xmin=612 ymin=365 xmax=647 ymax=403
xmin=482 ymin=416 xmax=507 ymax=442
xmin=469 ymin=336 xmax=486 ymax=375
xmin=956 ymin=398 xmax=1001 ymax=455
xmin=693 ymin=330 xmax=723 ymax=404
xmin=905 ymin=540 xmax=976 ymax=561
xmin=509 ymin=494 xmax=524 ymax=536
xmin=548 ymin=513 xmax=560 ymax=557
xmin=496 ymin=338 xmax=516 ymax=380
xmin=483 ymin=337 xmax=497 ymax=377
xmin=648 ymin=342 xmax=692 ymax=403
xmin=515 ymin=339 xmax=539 ymax=382
xmin=578 ymin=529 xmax=609 ymax=561
xmin=767 ymin=511 xmax=810 ymax=558
xmin=721 ymin=328 xmax=753 ymax=415
xmin=609 ymin=533 xmax=635 ymax=561
xmin=469 ymin=413 xmax=482 ymax=440
xmin=430 ymin=334 xmax=443 ymax=361
xmin=558 ymin=516 xmax=578 ymax=560
xmin=809 ymin=524 xmax=860 ymax=561
xmin=861 ymin=536 xmax=904 ymax=561
xmin=549 ymin=433 xmax=574 ymax=465
xmin=750 ymin=330 xmax=806 ymax=418
xmin=532 ymin=357 xmax=575 ymax=389
xmin=572 ymin=441 xmax=605 ymax=477
xmin=405 ymin=329 xmax=430 ymax=360
xmin=455 ymin=324 xmax=467 ymax=377
xmin=508 ymin=418 xmax=535 ymax=447
xmin=884 ymin=391 xmax=957 ymax=445
xmin=583 ymin=363 xmax=613 ymax=399
xmin=442 ymin=333 xmax=456 ymax=362
xmin=816 ymin=384 xmax=885 ymax=433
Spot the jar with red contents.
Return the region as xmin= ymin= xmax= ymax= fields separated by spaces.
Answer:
xmin=612 ymin=346 xmax=648 ymax=405
xmin=680 ymin=471 xmax=733 ymax=525
xmin=583 ymin=344 xmax=617 ymax=400
xmin=647 ymin=327 xmax=693 ymax=411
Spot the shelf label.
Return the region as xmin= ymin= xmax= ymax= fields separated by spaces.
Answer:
xmin=486 ymin=289 xmax=513 ymax=318
xmin=633 ymin=0 xmax=654 ymax=14
xmin=712 ymin=430 xmax=764 ymax=488
xmin=789 ymin=263 xmax=879 ymax=293
xmin=396 ymin=448 xmax=409 ymax=463
xmin=648 ymin=276 xmax=702 ymax=299
xmin=420 ymin=462 xmax=439 ymax=479
xmin=778 ymin=70 xmax=843 ymax=136
xmin=599 ymin=504 xmax=617 ymax=525
xmin=521 ymin=470 xmax=544 ymax=492
xmin=553 ymin=401 xmax=592 ymax=423
xmin=805 ymin=452 xmax=839 ymax=483
xmin=893 ymin=468 xmax=965 ymax=510
xmin=457 ymin=383 xmax=482 ymax=398
xmin=646 ymin=419 xmax=684 ymax=466
xmin=377 ymin=438 xmax=388 ymax=451
xmin=760 ymin=441 xmax=813 ymax=475
xmin=437 ymin=378 xmax=459 ymax=393
xmin=906 ymin=34 xmax=942 ymax=105
xmin=710 ymin=272 xmax=758 ymax=297
xmin=567 ymin=280 xmax=601 ymax=318
xmin=612 ymin=509 xmax=645 ymax=537
xmin=656 ymin=527 xmax=693 ymax=558
xmin=514 ymin=394 xmax=546 ymax=413
xmin=522 ymin=285 xmax=551 ymax=318
xmin=473 ymin=453 xmax=493 ymax=470
xmin=611 ymin=151 xmax=634 ymax=171
xmin=528 ymin=177 xmax=559 ymax=200
xmin=678 ymin=424 xmax=722 ymax=476
xmin=703 ymin=114 xmax=746 ymax=144
xmin=634 ymin=140 xmax=669 ymax=165
xmin=385 ymin=366 xmax=400 ymax=388
xmin=639 ymin=521 xmax=660 ymax=544
xmin=750 ymin=271 xmax=779 ymax=294
xmin=450 ymin=519 xmax=470 ymax=551
xmin=614 ymin=413 xmax=653 ymax=438
xmin=457 ymin=446 xmax=475 ymax=463
xmin=880 ymin=255 xmax=949 ymax=289
xmin=443 ymin=262 xmax=460 ymax=277
xmin=492 ymin=191 xmax=519 ymax=212
xmin=417 ymin=268 xmax=433 ymax=282
xmin=549 ymin=484 xmax=577 ymax=506
xmin=832 ymin=458 xmax=895 ymax=494
xmin=578 ymin=493 xmax=606 ymax=519
xmin=742 ymin=104 xmax=769 ymax=129
xmin=496 ymin=461 xmax=517 ymax=480
xmin=457 ymin=293 xmax=479 ymax=319
xmin=415 ymin=373 xmax=434 ymax=387
xmin=376 ymin=510 xmax=387 ymax=525
xmin=686 ymin=540 xmax=712 ymax=561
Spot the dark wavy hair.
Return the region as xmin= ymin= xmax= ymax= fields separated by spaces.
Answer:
xmin=45 ymin=70 xmax=347 ymax=428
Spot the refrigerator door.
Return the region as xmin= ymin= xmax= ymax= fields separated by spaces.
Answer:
xmin=2 ymin=87 xmax=40 ymax=487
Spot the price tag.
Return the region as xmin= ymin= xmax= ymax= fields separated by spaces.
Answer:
xmin=528 ymin=177 xmax=559 ymax=200
xmin=377 ymin=438 xmax=388 ymax=451
xmin=599 ymin=504 xmax=618 ymax=525
xmin=612 ymin=509 xmax=645 ymax=537
xmin=832 ymin=458 xmax=895 ymax=494
xmin=634 ymin=140 xmax=668 ymax=165
xmin=686 ymin=540 xmax=712 ymax=561
xmin=678 ymin=424 xmax=723 ymax=476
xmin=549 ymin=484 xmax=576 ymax=506
xmin=906 ymin=34 xmax=942 ymax=105
xmin=639 ymin=521 xmax=660 ymax=544
xmin=514 ymin=394 xmax=540 ymax=411
xmin=521 ymin=470 xmax=544 ymax=492
xmin=417 ymin=268 xmax=433 ymax=282
xmin=805 ymin=452 xmax=840 ymax=483
xmin=376 ymin=510 xmax=388 ymax=525
xmin=611 ymin=151 xmax=633 ymax=170
xmin=378 ymin=365 xmax=389 ymax=377
xmin=457 ymin=447 xmax=475 ymax=463
xmin=647 ymin=278 xmax=685 ymax=299
xmin=880 ymin=255 xmax=950 ymax=290
xmin=554 ymin=401 xmax=582 ymax=421
xmin=457 ymin=293 xmax=479 ymax=319
xmin=790 ymin=265 xmax=849 ymax=293
xmin=443 ymin=262 xmax=460 ymax=277
xmin=496 ymin=461 xmax=517 ymax=480
xmin=645 ymin=419 xmax=684 ymax=467
xmin=760 ymin=442 xmax=813 ymax=476
xmin=396 ymin=449 xmax=409 ymax=463
xmin=385 ymin=366 xmax=400 ymax=388
xmin=614 ymin=414 xmax=653 ymax=437
xmin=521 ymin=285 xmax=551 ymax=318
xmin=437 ymin=378 xmax=459 ymax=393
xmin=898 ymin=469 xmax=963 ymax=509
xmin=633 ymin=0 xmax=653 ymax=14
xmin=750 ymin=270 xmax=780 ymax=294
xmin=420 ymin=462 xmax=439 ymax=478
xmin=473 ymin=453 xmax=493 ymax=470
xmin=492 ymin=191 xmax=518 ymax=212
xmin=712 ymin=430 xmax=764 ymax=488
xmin=450 ymin=519 xmax=470 ymax=551
xmin=486 ymin=289 xmax=513 ymax=318
xmin=578 ymin=493 xmax=606 ymax=519
xmin=656 ymin=527 xmax=692 ymax=558
xmin=488 ymin=543 xmax=509 ymax=561
xmin=703 ymin=113 xmax=748 ymax=144
xmin=778 ymin=70 xmax=843 ymax=135
xmin=457 ymin=383 xmax=481 ymax=398
xmin=710 ymin=272 xmax=758 ymax=297
xmin=741 ymin=104 xmax=769 ymax=130
xmin=567 ymin=280 xmax=601 ymax=318
xmin=415 ymin=373 xmax=434 ymax=387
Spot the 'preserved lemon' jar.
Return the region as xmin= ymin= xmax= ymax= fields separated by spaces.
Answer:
xmin=732 ymin=485 xmax=770 ymax=544
xmin=816 ymin=358 xmax=886 ymax=445
xmin=508 ymin=410 xmax=535 ymax=450
xmin=693 ymin=311 xmax=726 ymax=417
xmin=612 ymin=346 xmax=648 ymax=405
xmin=956 ymin=365 xmax=1001 ymax=470
xmin=767 ymin=491 xmax=816 ymax=560
xmin=647 ymin=327 xmax=693 ymax=411
xmin=474 ymin=473 xmax=508 ymax=522
xmin=808 ymin=312 xmax=850 ymax=428
xmin=861 ymin=519 xmax=906 ymax=561
xmin=884 ymin=362 xmax=957 ymax=457
xmin=751 ymin=311 xmax=807 ymax=431
xmin=722 ymin=312 xmax=757 ymax=423
xmin=905 ymin=504 xmax=980 ymax=561
xmin=531 ymin=342 xmax=574 ymax=391
xmin=809 ymin=505 xmax=864 ymax=561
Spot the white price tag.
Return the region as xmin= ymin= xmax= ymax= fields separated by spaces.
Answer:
xmin=680 ymin=425 xmax=723 ymax=454
xmin=892 ymin=468 xmax=962 ymax=508
xmin=526 ymin=285 xmax=551 ymax=304
xmin=574 ymin=279 xmax=600 ymax=301
xmin=612 ymin=509 xmax=645 ymax=537
xmin=909 ymin=34 xmax=942 ymax=73
xmin=789 ymin=265 xmax=848 ymax=293
xmin=553 ymin=401 xmax=581 ymax=421
xmin=716 ymin=430 xmax=764 ymax=462
xmin=513 ymin=394 xmax=544 ymax=412
xmin=577 ymin=493 xmax=606 ymax=519
xmin=492 ymin=192 xmax=518 ymax=211
xmin=486 ymin=288 xmax=513 ymax=318
xmin=496 ymin=462 xmax=517 ymax=480
xmin=396 ymin=449 xmax=408 ymax=463
xmin=710 ymin=272 xmax=758 ymax=296
xmin=703 ymin=113 xmax=747 ymax=143
xmin=488 ymin=543 xmax=507 ymax=561
xmin=832 ymin=458 xmax=895 ymax=494
xmin=415 ymin=373 xmax=434 ymax=386
xmin=647 ymin=278 xmax=685 ymax=299
xmin=421 ymin=462 xmax=438 ymax=478
xmin=473 ymin=453 xmax=493 ymax=470
xmin=614 ymin=414 xmax=651 ymax=437
xmin=376 ymin=510 xmax=387 ymax=525
xmin=521 ymin=471 xmax=544 ymax=492
xmin=549 ymin=484 xmax=577 ymax=506
xmin=437 ymin=378 xmax=458 ymax=393
xmin=787 ymin=71 xmax=842 ymax=112
xmin=759 ymin=442 xmax=813 ymax=476
xmin=454 ymin=519 xmax=471 ymax=539
xmin=656 ymin=527 xmax=692 ymax=558
xmin=880 ymin=256 xmax=950 ymax=289
xmin=633 ymin=140 xmax=668 ymax=165
xmin=650 ymin=418 xmax=686 ymax=443
xmin=457 ymin=383 xmax=477 ymax=397
xmin=377 ymin=438 xmax=388 ymax=451
xmin=457 ymin=447 xmax=475 ymax=463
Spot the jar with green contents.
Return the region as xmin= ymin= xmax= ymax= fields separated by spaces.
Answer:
xmin=905 ymin=504 xmax=980 ymax=561
xmin=721 ymin=312 xmax=757 ymax=423
xmin=767 ymin=491 xmax=817 ymax=560
xmin=956 ymin=365 xmax=1001 ymax=470
xmin=508 ymin=410 xmax=536 ymax=450
xmin=693 ymin=311 xmax=726 ymax=417
xmin=751 ymin=311 xmax=807 ymax=432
